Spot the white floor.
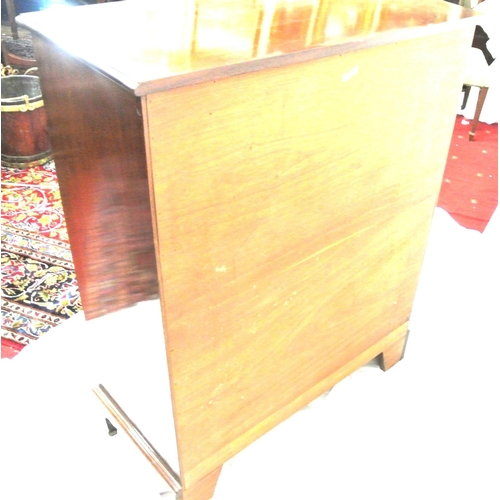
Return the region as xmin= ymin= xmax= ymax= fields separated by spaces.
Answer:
xmin=1 ymin=207 xmax=499 ymax=500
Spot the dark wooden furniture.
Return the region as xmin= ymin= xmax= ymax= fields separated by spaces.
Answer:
xmin=1 ymin=73 xmax=52 ymax=167
xmin=18 ymin=1 xmax=477 ymax=498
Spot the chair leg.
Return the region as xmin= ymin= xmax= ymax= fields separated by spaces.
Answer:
xmin=461 ymin=85 xmax=471 ymax=110
xmin=5 ymin=0 xmax=18 ymax=40
xmin=469 ymin=86 xmax=489 ymax=141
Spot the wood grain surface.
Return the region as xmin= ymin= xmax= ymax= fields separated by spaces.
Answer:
xmin=32 ymin=36 xmax=159 ymax=318
xmin=17 ymin=0 xmax=477 ymax=96
xmin=21 ymin=2 xmax=476 ymax=497
xmin=143 ymin=26 xmax=474 ymax=492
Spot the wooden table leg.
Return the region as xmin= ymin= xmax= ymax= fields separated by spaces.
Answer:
xmin=469 ymin=86 xmax=489 ymax=141
xmin=182 ymin=466 xmax=223 ymax=500
xmin=379 ymin=331 xmax=409 ymax=372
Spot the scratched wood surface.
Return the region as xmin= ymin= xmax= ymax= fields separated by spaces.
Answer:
xmin=143 ymin=27 xmax=473 ymax=496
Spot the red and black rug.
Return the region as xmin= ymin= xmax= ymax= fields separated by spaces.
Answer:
xmin=1 ymin=161 xmax=82 ymax=357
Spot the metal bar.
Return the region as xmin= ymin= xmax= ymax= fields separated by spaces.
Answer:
xmin=93 ymin=384 xmax=182 ymax=498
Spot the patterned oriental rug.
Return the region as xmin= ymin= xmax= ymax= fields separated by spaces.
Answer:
xmin=1 ymin=161 xmax=82 ymax=354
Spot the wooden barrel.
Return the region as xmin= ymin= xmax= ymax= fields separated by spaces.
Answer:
xmin=1 ymin=74 xmax=52 ymax=168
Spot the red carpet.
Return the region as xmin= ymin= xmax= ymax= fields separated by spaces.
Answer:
xmin=438 ymin=116 xmax=498 ymax=233
xmin=1 ymin=337 xmax=24 ymax=359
